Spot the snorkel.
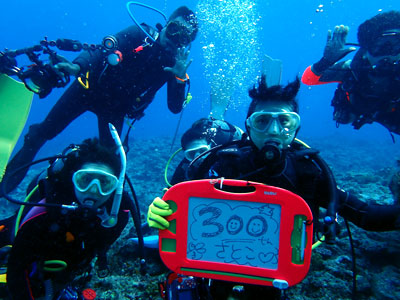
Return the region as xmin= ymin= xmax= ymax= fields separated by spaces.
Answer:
xmin=101 ymin=123 xmax=127 ymax=228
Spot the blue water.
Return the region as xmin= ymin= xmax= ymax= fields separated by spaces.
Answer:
xmin=1 ymin=0 xmax=399 ymax=160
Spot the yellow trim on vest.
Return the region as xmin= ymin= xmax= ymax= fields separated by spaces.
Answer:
xmin=78 ymin=71 xmax=90 ymax=89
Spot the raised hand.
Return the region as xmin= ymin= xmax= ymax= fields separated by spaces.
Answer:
xmin=323 ymin=25 xmax=356 ymax=64
xmin=164 ymin=47 xmax=192 ymax=80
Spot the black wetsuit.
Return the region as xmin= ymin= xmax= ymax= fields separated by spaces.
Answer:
xmin=184 ymin=139 xmax=400 ymax=299
xmin=6 ymin=194 xmax=134 ymax=299
xmin=170 ymin=118 xmax=244 ymax=185
xmin=4 ymin=24 xmax=186 ymax=192
xmin=302 ymin=49 xmax=400 ymax=134
xmin=170 ymin=159 xmax=190 ymax=186
xmin=191 ymin=140 xmax=400 ymax=231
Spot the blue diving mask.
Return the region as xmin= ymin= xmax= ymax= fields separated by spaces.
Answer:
xmin=246 ymin=111 xmax=300 ymax=134
xmin=72 ymin=169 xmax=119 ymax=196
xmin=184 ymin=144 xmax=210 ymax=161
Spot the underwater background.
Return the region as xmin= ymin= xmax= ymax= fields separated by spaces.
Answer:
xmin=1 ymin=0 xmax=399 ymax=155
xmin=1 ymin=0 xmax=400 ymax=299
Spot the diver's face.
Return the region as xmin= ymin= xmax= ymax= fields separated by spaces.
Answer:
xmin=184 ymin=138 xmax=210 ymax=161
xmin=367 ymin=29 xmax=400 ymax=58
xmin=365 ymin=29 xmax=400 ymax=74
xmin=160 ymin=16 xmax=193 ymax=51
xmin=247 ymin=101 xmax=299 ymax=151
xmin=73 ymin=163 xmax=117 ymax=209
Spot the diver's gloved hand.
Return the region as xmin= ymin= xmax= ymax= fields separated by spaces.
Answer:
xmin=147 ymin=197 xmax=173 ymax=230
xmin=51 ymin=54 xmax=81 ymax=78
xmin=312 ymin=25 xmax=357 ymax=74
xmin=164 ymin=47 xmax=192 ymax=83
xmin=0 ymin=52 xmax=18 ymax=75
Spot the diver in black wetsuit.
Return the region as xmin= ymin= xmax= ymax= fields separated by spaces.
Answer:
xmin=302 ymin=10 xmax=400 ymax=135
xmin=170 ymin=117 xmax=244 ymax=185
xmin=1 ymin=138 xmax=141 ymax=299
xmin=148 ymin=75 xmax=400 ymax=300
xmin=3 ymin=6 xmax=198 ymax=193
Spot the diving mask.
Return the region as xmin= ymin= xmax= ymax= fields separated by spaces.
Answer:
xmin=165 ymin=21 xmax=193 ymax=47
xmin=72 ymin=169 xmax=118 ymax=196
xmin=368 ymin=30 xmax=400 ymax=57
xmin=184 ymin=144 xmax=210 ymax=161
xmin=247 ymin=111 xmax=300 ymax=134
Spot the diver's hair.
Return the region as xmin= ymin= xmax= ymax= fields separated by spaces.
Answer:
xmin=46 ymin=138 xmax=120 ymax=204
xmin=358 ymin=10 xmax=400 ymax=50
xmin=168 ymin=6 xmax=199 ymax=41
xmin=181 ymin=118 xmax=239 ymax=150
xmin=246 ymin=74 xmax=300 ymax=118
xmin=181 ymin=118 xmax=210 ymax=150
xmin=55 ymin=138 xmax=120 ymax=175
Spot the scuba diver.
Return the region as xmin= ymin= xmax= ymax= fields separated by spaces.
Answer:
xmin=301 ymin=10 xmax=400 ymax=136
xmin=0 ymin=128 xmax=143 ymax=299
xmin=169 ymin=117 xmax=244 ymax=186
xmin=1 ymin=5 xmax=198 ymax=194
xmin=148 ymin=74 xmax=400 ymax=300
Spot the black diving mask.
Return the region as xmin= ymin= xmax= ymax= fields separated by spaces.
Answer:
xmin=368 ymin=31 xmax=400 ymax=57
xmin=165 ymin=21 xmax=192 ymax=47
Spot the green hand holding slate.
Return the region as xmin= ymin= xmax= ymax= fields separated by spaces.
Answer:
xmin=147 ymin=197 xmax=173 ymax=230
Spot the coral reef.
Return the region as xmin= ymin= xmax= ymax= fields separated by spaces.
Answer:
xmin=1 ymin=135 xmax=399 ymax=299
